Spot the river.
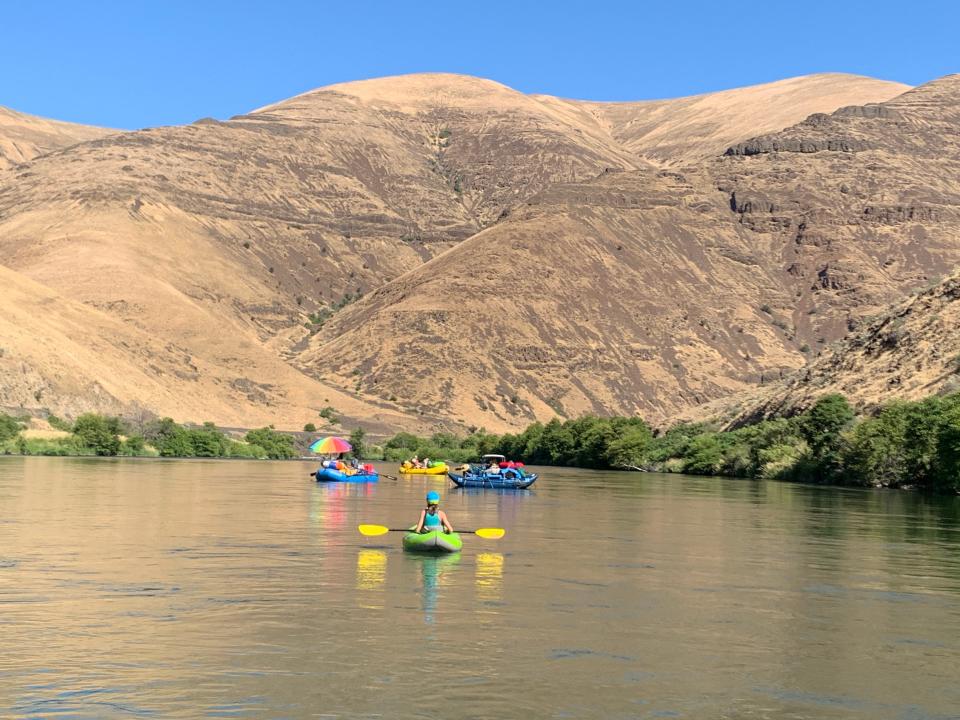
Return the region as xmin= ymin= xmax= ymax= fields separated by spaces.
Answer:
xmin=1 ymin=457 xmax=959 ymax=718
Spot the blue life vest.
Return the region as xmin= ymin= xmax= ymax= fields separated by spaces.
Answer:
xmin=424 ymin=509 xmax=441 ymax=528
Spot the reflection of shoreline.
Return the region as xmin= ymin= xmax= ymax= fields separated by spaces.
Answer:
xmin=476 ymin=552 xmax=504 ymax=602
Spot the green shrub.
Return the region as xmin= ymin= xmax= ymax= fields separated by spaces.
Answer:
xmin=349 ymin=427 xmax=367 ymax=460
xmin=757 ymin=443 xmax=806 ymax=479
xmin=225 ymin=441 xmax=266 ymax=459
xmin=800 ymin=394 xmax=854 ymax=482
xmin=120 ymin=434 xmax=148 ymax=456
xmin=0 ymin=413 xmax=22 ymax=443
xmin=16 ymin=435 xmax=92 ymax=456
xmin=933 ymin=402 xmax=960 ymax=492
xmin=385 ymin=432 xmax=420 ymax=450
xmin=244 ymin=427 xmax=295 ymax=459
xmin=681 ymin=434 xmax=724 ymax=475
xmin=46 ymin=414 xmax=73 ymax=431
xmin=607 ymin=427 xmax=654 ymax=468
xmin=73 ymin=413 xmax=121 ymax=456
xmin=319 ymin=406 xmax=339 ymax=423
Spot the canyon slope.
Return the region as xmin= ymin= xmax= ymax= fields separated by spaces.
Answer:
xmin=297 ymin=75 xmax=960 ymax=430
xmin=0 ymin=72 xmax=921 ymax=429
xmin=541 ymin=73 xmax=910 ymax=164
xmin=727 ymin=269 xmax=960 ymax=425
xmin=0 ymin=106 xmax=113 ymax=169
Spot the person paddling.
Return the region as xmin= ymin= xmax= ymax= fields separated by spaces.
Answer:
xmin=415 ymin=491 xmax=453 ymax=534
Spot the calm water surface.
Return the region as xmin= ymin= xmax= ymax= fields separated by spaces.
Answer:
xmin=1 ymin=457 xmax=959 ymax=719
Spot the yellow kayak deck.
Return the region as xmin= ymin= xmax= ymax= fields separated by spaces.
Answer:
xmin=398 ymin=464 xmax=448 ymax=475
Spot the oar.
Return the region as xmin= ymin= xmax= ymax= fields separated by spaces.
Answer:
xmin=358 ymin=524 xmax=505 ymax=539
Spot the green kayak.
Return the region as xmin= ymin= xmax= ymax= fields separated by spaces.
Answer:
xmin=403 ymin=527 xmax=463 ymax=554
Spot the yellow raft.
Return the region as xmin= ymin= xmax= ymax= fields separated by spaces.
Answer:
xmin=399 ymin=462 xmax=449 ymax=475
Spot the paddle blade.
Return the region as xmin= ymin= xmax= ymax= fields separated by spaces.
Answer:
xmin=358 ymin=524 xmax=390 ymax=536
xmin=474 ymin=528 xmax=505 ymax=539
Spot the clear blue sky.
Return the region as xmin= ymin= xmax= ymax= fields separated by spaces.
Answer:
xmin=3 ymin=0 xmax=957 ymax=129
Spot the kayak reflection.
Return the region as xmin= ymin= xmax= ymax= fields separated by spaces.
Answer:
xmin=410 ymin=554 xmax=461 ymax=625
xmin=475 ymin=552 xmax=504 ymax=602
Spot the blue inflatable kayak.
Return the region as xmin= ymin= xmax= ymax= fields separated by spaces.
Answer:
xmin=315 ymin=467 xmax=379 ymax=483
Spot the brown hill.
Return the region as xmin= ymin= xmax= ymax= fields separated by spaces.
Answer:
xmin=0 ymin=73 xmax=915 ymax=428
xmin=0 ymin=106 xmax=113 ymax=170
xmin=540 ymin=73 xmax=910 ymax=164
xmin=726 ymin=270 xmax=960 ymax=424
xmin=296 ymin=75 xmax=960 ymax=431
xmin=0 ymin=264 xmax=421 ymax=433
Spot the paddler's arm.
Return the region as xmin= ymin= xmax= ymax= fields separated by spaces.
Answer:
xmin=440 ymin=511 xmax=453 ymax=533
xmin=414 ymin=510 xmax=426 ymax=533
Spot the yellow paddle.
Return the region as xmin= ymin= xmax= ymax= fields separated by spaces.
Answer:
xmin=358 ymin=524 xmax=505 ymax=539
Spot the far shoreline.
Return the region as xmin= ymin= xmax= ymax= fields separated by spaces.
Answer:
xmin=2 ymin=453 xmax=955 ymax=495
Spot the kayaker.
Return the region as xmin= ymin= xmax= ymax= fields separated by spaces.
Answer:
xmin=415 ymin=491 xmax=453 ymax=534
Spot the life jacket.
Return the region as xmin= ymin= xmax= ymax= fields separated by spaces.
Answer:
xmin=423 ymin=508 xmax=441 ymax=528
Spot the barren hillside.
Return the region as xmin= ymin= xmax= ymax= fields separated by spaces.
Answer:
xmin=727 ymin=270 xmax=960 ymax=425
xmin=0 ymin=72 xmax=924 ymax=428
xmin=0 ymin=264 xmax=423 ymax=433
xmin=540 ymin=73 xmax=910 ymax=164
xmin=297 ymin=75 xmax=960 ymax=430
xmin=0 ymin=106 xmax=113 ymax=170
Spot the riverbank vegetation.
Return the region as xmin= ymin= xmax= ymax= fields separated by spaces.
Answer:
xmin=0 ymin=413 xmax=296 ymax=460
xmin=3 ymin=390 xmax=958 ymax=491
xmin=374 ymin=392 xmax=960 ymax=492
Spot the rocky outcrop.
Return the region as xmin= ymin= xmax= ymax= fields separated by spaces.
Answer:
xmin=725 ymin=135 xmax=871 ymax=156
xmin=729 ymin=272 xmax=960 ymax=425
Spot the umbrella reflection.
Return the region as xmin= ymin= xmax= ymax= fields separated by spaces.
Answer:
xmin=476 ymin=552 xmax=504 ymax=601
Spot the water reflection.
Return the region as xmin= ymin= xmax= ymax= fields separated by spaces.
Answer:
xmin=310 ymin=481 xmax=375 ymax=528
xmin=356 ymin=549 xmax=387 ymax=591
xmin=475 ymin=552 xmax=504 ymax=602
xmin=410 ymin=554 xmax=461 ymax=625
xmin=4 ymin=458 xmax=960 ymax=719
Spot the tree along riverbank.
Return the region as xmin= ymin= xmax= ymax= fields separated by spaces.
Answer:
xmin=3 ymin=391 xmax=958 ymax=493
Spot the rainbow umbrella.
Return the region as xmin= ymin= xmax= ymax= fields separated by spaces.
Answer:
xmin=309 ymin=436 xmax=352 ymax=454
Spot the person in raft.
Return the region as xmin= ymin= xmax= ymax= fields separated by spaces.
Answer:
xmin=415 ymin=491 xmax=453 ymax=534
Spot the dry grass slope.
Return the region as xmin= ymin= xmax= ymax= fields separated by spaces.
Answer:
xmin=0 ymin=72 xmax=932 ymax=430
xmin=0 ymin=106 xmax=113 ymax=170
xmin=296 ymin=75 xmax=960 ymax=430
xmin=728 ymin=270 xmax=960 ymax=424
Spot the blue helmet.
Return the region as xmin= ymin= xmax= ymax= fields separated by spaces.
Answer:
xmin=426 ymin=491 xmax=440 ymax=505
